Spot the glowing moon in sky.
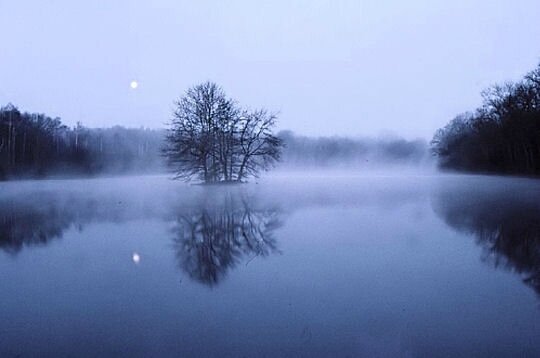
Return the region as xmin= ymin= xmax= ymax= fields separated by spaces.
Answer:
xmin=132 ymin=252 xmax=141 ymax=264
xmin=130 ymin=80 xmax=139 ymax=89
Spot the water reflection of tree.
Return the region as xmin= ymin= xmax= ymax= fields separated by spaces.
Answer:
xmin=0 ymin=186 xmax=284 ymax=286
xmin=433 ymin=185 xmax=540 ymax=296
xmin=171 ymin=191 xmax=282 ymax=286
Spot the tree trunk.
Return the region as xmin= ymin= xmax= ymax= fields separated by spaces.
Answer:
xmin=237 ymin=156 xmax=248 ymax=181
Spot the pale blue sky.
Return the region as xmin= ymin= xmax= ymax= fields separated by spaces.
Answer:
xmin=1 ymin=0 xmax=539 ymax=138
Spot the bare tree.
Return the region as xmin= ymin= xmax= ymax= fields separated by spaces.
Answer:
xmin=432 ymin=61 xmax=540 ymax=174
xmin=164 ymin=82 xmax=282 ymax=183
xmin=163 ymin=82 xmax=236 ymax=182
xmin=236 ymin=109 xmax=282 ymax=181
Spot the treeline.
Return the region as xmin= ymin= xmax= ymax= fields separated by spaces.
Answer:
xmin=0 ymin=103 xmax=164 ymax=179
xmin=432 ymin=63 xmax=540 ymax=174
xmin=278 ymin=131 xmax=428 ymax=167
xmin=1 ymin=102 xmax=430 ymax=180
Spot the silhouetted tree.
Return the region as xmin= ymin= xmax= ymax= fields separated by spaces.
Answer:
xmin=236 ymin=109 xmax=282 ymax=180
xmin=432 ymin=63 xmax=540 ymax=174
xmin=164 ymin=82 xmax=282 ymax=183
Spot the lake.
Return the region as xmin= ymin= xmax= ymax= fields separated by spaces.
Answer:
xmin=1 ymin=173 xmax=540 ymax=357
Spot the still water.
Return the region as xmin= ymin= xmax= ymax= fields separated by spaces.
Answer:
xmin=1 ymin=174 xmax=540 ymax=357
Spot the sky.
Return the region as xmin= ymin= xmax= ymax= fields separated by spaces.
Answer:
xmin=1 ymin=0 xmax=540 ymax=139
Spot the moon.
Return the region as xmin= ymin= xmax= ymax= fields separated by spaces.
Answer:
xmin=130 ymin=80 xmax=139 ymax=89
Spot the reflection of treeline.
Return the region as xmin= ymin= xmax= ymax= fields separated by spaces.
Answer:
xmin=0 ymin=186 xmax=283 ymax=287
xmin=0 ymin=193 xmax=95 ymax=254
xmin=0 ymin=196 xmax=70 ymax=254
xmin=0 ymin=192 xmax=134 ymax=253
xmin=432 ymin=63 xmax=540 ymax=174
xmin=0 ymin=103 xmax=164 ymax=179
xmin=434 ymin=183 xmax=540 ymax=296
xmin=278 ymin=131 xmax=427 ymax=167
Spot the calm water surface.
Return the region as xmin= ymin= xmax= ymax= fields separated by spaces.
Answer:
xmin=1 ymin=174 xmax=540 ymax=357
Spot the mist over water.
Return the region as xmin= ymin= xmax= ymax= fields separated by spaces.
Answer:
xmin=3 ymin=1 xmax=540 ymax=356
xmin=1 ymin=173 xmax=540 ymax=357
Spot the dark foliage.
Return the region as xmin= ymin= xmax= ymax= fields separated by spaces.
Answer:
xmin=432 ymin=63 xmax=540 ymax=174
xmin=0 ymin=103 xmax=164 ymax=179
